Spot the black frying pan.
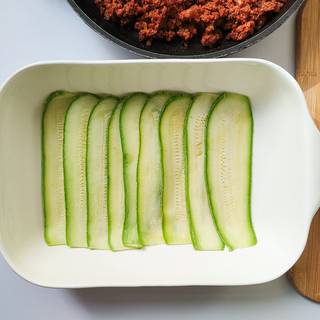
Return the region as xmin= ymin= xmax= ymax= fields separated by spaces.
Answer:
xmin=67 ymin=0 xmax=304 ymax=58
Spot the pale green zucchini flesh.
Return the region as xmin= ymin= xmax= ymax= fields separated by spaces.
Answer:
xmin=160 ymin=95 xmax=193 ymax=244
xmin=86 ymin=96 xmax=118 ymax=249
xmin=43 ymin=89 xmax=256 ymax=252
xmin=120 ymin=93 xmax=148 ymax=248
xmin=64 ymin=94 xmax=100 ymax=248
xmin=206 ymin=92 xmax=256 ymax=250
xmin=107 ymin=99 xmax=129 ymax=251
xmin=185 ymin=93 xmax=224 ymax=250
xmin=42 ymin=91 xmax=77 ymax=245
xmin=137 ymin=92 xmax=173 ymax=246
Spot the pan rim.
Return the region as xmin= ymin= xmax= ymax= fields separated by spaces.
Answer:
xmin=67 ymin=0 xmax=304 ymax=58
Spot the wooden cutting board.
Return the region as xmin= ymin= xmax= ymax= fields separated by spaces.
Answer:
xmin=287 ymin=0 xmax=320 ymax=302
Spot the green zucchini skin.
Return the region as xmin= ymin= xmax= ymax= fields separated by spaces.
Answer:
xmin=64 ymin=94 xmax=100 ymax=248
xmin=43 ymin=89 xmax=256 ymax=252
xmin=205 ymin=92 xmax=257 ymax=250
xmin=42 ymin=91 xmax=78 ymax=245
xmin=86 ymin=96 xmax=119 ymax=249
xmin=137 ymin=92 xmax=174 ymax=246
xmin=107 ymin=99 xmax=130 ymax=251
xmin=120 ymin=93 xmax=148 ymax=248
xmin=185 ymin=93 xmax=224 ymax=250
xmin=159 ymin=94 xmax=193 ymax=245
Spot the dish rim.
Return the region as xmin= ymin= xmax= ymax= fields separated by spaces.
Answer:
xmin=0 ymin=58 xmax=317 ymax=288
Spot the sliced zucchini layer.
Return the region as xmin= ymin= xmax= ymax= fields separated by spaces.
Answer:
xmin=206 ymin=93 xmax=256 ymax=250
xmin=160 ymin=95 xmax=193 ymax=244
xmin=42 ymin=91 xmax=77 ymax=245
xmin=107 ymin=99 xmax=129 ymax=251
xmin=64 ymin=94 xmax=99 ymax=248
xmin=87 ymin=96 xmax=118 ymax=249
xmin=43 ymin=89 xmax=256 ymax=252
xmin=185 ymin=93 xmax=224 ymax=250
xmin=137 ymin=92 xmax=173 ymax=245
xmin=120 ymin=93 xmax=148 ymax=248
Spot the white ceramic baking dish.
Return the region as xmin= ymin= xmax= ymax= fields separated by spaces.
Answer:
xmin=0 ymin=59 xmax=318 ymax=288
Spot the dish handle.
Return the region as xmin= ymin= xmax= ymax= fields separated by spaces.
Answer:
xmin=309 ymin=120 xmax=320 ymax=217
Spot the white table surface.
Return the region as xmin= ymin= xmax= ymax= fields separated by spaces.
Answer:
xmin=1 ymin=1 xmax=319 ymax=319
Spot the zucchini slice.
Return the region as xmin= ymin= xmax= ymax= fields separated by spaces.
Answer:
xmin=206 ymin=92 xmax=257 ymax=250
xmin=160 ymin=95 xmax=193 ymax=244
xmin=107 ymin=99 xmax=128 ymax=251
xmin=120 ymin=93 xmax=148 ymax=248
xmin=137 ymin=92 xmax=173 ymax=245
xmin=87 ymin=96 xmax=118 ymax=249
xmin=185 ymin=93 xmax=224 ymax=250
xmin=64 ymin=94 xmax=100 ymax=248
xmin=42 ymin=91 xmax=77 ymax=245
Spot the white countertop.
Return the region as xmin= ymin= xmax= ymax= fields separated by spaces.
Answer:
xmin=1 ymin=1 xmax=319 ymax=319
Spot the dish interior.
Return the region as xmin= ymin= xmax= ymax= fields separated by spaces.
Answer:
xmin=0 ymin=59 xmax=318 ymax=287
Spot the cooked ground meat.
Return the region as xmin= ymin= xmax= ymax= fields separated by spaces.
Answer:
xmin=95 ymin=0 xmax=288 ymax=47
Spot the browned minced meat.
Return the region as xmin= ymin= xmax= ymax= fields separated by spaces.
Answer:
xmin=95 ymin=0 xmax=288 ymax=47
